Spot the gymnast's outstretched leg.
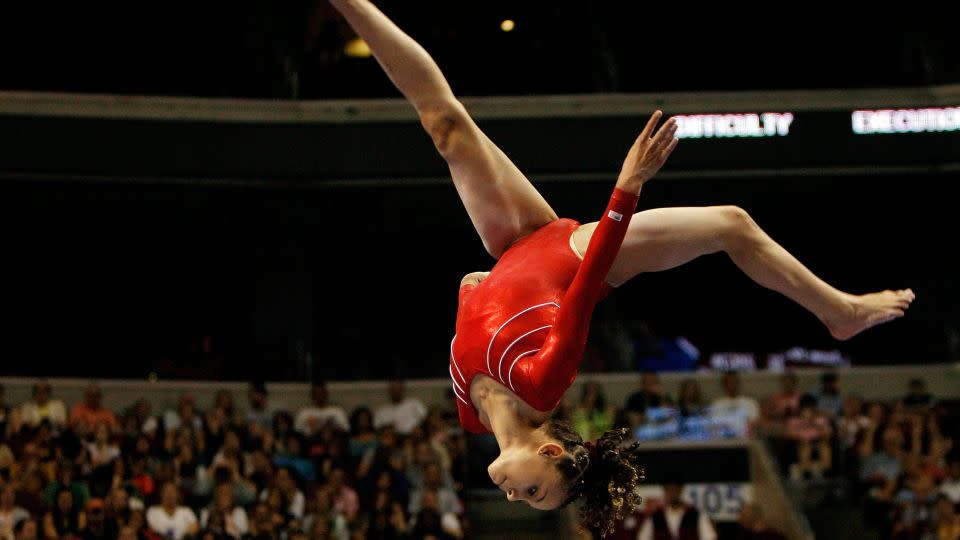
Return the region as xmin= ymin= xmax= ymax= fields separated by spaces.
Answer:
xmin=572 ymin=206 xmax=914 ymax=340
xmin=330 ymin=0 xmax=558 ymax=258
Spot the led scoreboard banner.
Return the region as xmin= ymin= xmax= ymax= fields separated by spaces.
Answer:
xmin=0 ymin=92 xmax=958 ymax=182
xmin=563 ymin=106 xmax=960 ymax=175
xmin=672 ymin=108 xmax=960 ymax=140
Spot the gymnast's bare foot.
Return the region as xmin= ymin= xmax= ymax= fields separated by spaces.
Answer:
xmin=825 ymin=289 xmax=915 ymax=340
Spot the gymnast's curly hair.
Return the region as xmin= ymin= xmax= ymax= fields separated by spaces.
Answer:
xmin=545 ymin=415 xmax=644 ymax=537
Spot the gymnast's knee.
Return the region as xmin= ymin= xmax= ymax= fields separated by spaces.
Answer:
xmin=718 ymin=205 xmax=759 ymax=250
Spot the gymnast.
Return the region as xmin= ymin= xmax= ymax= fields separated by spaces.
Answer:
xmin=329 ymin=0 xmax=915 ymax=533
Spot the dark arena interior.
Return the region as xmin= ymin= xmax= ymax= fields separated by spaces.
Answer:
xmin=0 ymin=2 xmax=959 ymax=540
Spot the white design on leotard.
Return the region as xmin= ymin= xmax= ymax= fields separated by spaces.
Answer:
xmin=498 ymin=325 xmax=552 ymax=383
xmin=485 ymin=302 xmax=559 ymax=377
xmin=507 ymin=349 xmax=541 ymax=392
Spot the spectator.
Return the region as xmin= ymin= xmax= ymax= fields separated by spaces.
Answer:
xmin=754 ymin=399 xmax=785 ymax=439
xmin=638 ymin=482 xmax=717 ymax=540
xmin=200 ymin=484 xmax=249 ymax=539
xmin=348 ymin=408 xmax=377 ymax=462
xmin=246 ymin=382 xmax=277 ymax=432
xmin=709 ymin=372 xmax=759 ymax=438
xmin=247 ymin=501 xmax=282 ymax=538
xmin=860 ymin=427 xmax=906 ymax=503
xmin=410 ymin=491 xmax=462 ymax=539
xmin=902 ymin=378 xmax=934 ymax=412
xmin=373 ymin=380 xmax=426 ymax=437
xmin=43 ymin=487 xmax=86 ymax=540
xmin=126 ymin=509 xmax=147 ymax=540
xmin=0 ymin=384 xmax=9 ymax=442
xmin=940 ymin=458 xmax=960 ymax=504
xmin=302 ymin=486 xmax=349 ymax=540
xmin=198 ymin=456 xmax=256 ymax=509
xmin=85 ymin=421 xmax=121 ymax=497
xmin=625 ymin=372 xmax=672 ymax=425
xmin=205 ymin=390 xmax=236 ymax=451
xmin=125 ymin=457 xmax=156 ymax=502
xmin=20 ymin=381 xmax=67 ymax=430
xmin=422 ymin=406 xmax=459 ymax=477
xmin=15 ymin=471 xmax=47 ymax=519
xmin=273 ymin=434 xmax=315 ymax=483
xmin=86 ymin=422 xmax=120 ymax=469
xmin=266 ymin=412 xmax=296 ymax=456
xmin=408 ymin=463 xmax=462 ymax=519
xmin=812 ymin=372 xmax=843 ymax=419
xmin=315 ymin=429 xmax=351 ymax=487
xmin=769 ymin=372 xmax=801 ymax=419
xmin=0 ymin=441 xmax=11 ymax=471
xmin=676 ymin=379 xmax=705 ymax=418
xmin=326 ymin=467 xmax=359 ymax=523
xmin=784 ymin=394 xmax=833 ymax=479
xmin=407 ymin=441 xmax=452 ymax=492
xmin=103 ymin=488 xmax=134 ymax=533
xmin=295 ymin=382 xmax=349 ymax=436
xmin=146 ymin=482 xmax=198 ymax=540
xmin=43 ymin=461 xmax=90 ymax=509
xmin=729 ymin=503 xmax=786 ymax=540
xmin=837 ymin=395 xmax=869 ymax=453
xmin=259 ymin=468 xmax=305 ymax=520
xmin=357 ymin=425 xmax=405 ymax=486
xmin=0 ymin=485 xmax=30 ymax=540
xmin=82 ymin=497 xmax=117 ymax=540
xmin=287 ymin=528 xmax=308 ymax=540
xmin=172 ymin=435 xmax=201 ymax=496
xmin=212 ymin=389 xmax=236 ymax=421
xmin=13 ymin=518 xmax=37 ymax=540
xmin=247 ymin=449 xmax=275 ymax=495
xmin=163 ymin=393 xmax=204 ymax=433
xmin=364 ymin=492 xmax=408 ymax=540
xmin=892 ymin=471 xmax=938 ymax=539
xmin=934 ymin=494 xmax=960 ymax=540
xmin=573 ymin=382 xmax=615 ymax=442
xmin=120 ymin=399 xmax=158 ymax=441
xmin=69 ymin=384 xmax=117 ymax=432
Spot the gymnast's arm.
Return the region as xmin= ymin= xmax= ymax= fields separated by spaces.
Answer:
xmin=523 ymin=188 xmax=640 ymax=399
xmin=522 ymin=114 xmax=679 ymax=400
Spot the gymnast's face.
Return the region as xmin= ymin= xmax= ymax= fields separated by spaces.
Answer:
xmin=487 ymin=441 xmax=567 ymax=510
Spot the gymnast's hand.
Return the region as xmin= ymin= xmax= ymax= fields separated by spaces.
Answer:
xmin=616 ymin=110 xmax=679 ymax=193
xmin=460 ymin=271 xmax=490 ymax=288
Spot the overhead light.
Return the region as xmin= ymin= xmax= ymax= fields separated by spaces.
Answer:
xmin=344 ymin=37 xmax=372 ymax=58
xmin=500 ymin=19 xmax=515 ymax=32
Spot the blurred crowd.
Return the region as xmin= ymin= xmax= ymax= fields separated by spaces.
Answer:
xmin=0 ymin=379 xmax=468 ymax=540
xmin=2 ymin=371 xmax=957 ymax=540
xmin=567 ymin=372 xmax=960 ymax=540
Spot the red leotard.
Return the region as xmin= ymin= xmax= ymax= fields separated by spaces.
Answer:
xmin=449 ymin=188 xmax=640 ymax=434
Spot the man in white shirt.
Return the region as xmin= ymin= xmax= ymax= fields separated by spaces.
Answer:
xmin=146 ymin=483 xmax=198 ymax=540
xmin=19 ymin=380 xmax=67 ymax=430
xmin=638 ymin=482 xmax=717 ymax=540
xmin=294 ymin=382 xmax=349 ymax=435
xmin=374 ymin=379 xmax=427 ymax=436
xmin=709 ymin=372 xmax=759 ymax=438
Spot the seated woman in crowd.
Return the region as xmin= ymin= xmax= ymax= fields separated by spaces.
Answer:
xmin=43 ymin=488 xmax=86 ymax=540
xmin=785 ymin=394 xmax=833 ymax=480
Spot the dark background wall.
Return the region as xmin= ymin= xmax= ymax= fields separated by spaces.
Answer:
xmin=0 ymin=0 xmax=958 ymax=99
xmin=1 ymin=169 xmax=954 ymax=381
xmin=0 ymin=0 xmax=957 ymax=380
